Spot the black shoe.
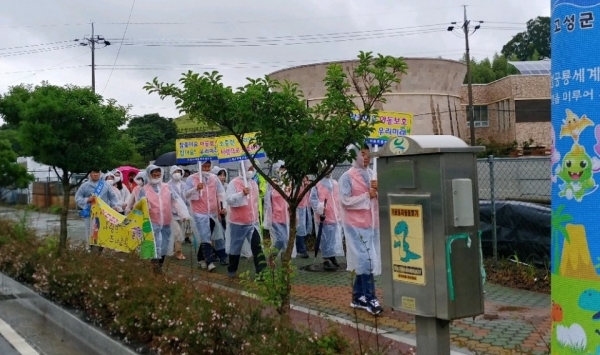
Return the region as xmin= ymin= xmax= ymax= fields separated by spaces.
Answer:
xmin=328 ymin=257 xmax=340 ymax=267
xmin=298 ymin=252 xmax=309 ymax=259
xmin=220 ymin=258 xmax=229 ymax=266
xmin=367 ymin=298 xmax=383 ymax=316
xmin=323 ymin=260 xmax=338 ymax=271
xmin=350 ymin=296 xmax=368 ymax=310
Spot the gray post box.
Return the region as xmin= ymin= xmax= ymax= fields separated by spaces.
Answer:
xmin=374 ymin=135 xmax=485 ymax=354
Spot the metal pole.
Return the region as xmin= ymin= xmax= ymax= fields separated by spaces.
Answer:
xmin=488 ymin=155 xmax=497 ymax=261
xmin=91 ymin=22 xmax=96 ymax=93
xmin=415 ymin=316 xmax=451 ymax=354
xmin=463 ymin=5 xmax=476 ymax=146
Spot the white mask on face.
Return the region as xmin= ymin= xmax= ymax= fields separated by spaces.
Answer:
xmin=246 ymin=170 xmax=255 ymax=179
xmin=114 ymin=176 xmax=121 ymax=183
xmin=150 ymin=178 xmax=161 ymax=185
xmin=106 ymin=179 xmax=115 ymax=185
xmin=172 ymin=173 xmax=182 ymax=181
xmin=201 ymin=171 xmax=210 ymax=178
xmin=135 ymin=179 xmax=143 ymax=186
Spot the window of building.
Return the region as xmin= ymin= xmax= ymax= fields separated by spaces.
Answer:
xmin=515 ymin=99 xmax=551 ymax=123
xmin=497 ymin=99 xmax=510 ymax=130
xmin=466 ymin=106 xmax=489 ymax=127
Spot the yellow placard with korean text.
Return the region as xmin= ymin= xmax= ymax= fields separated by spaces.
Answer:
xmin=175 ymin=137 xmax=217 ymax=164
xmin=89 ymin=197 xmax=157 ymax=259
xmin=389 ymin=204 xmax=425 ymax=285
xmin=351 ymin=111 xmax=413 ymax=146
xmin=216 ymin=132 xmax=265 ymax=163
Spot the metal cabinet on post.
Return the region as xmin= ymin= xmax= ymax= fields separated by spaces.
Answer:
xmin=374 ymin=135 xmax=485 ymax=355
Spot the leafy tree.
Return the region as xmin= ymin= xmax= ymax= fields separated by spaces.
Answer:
xmin=145 ymin=51 xmax=408 ymax=314
xmin=501 ymin=16 xmax=550 ymax=61
xmin=0 ymin=128 xmax=22 ymax=154
xmin=126 ymin=113 xmax=178 ymax=160
xmin=0 ymin=83 xmax=132 ymax=254
xmin=461 ymin=53 xmax=519 ymax=84
xmin=0 ymin=139 xmax=33 ymax=199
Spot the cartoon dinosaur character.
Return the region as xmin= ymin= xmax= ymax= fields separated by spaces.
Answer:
xmin=560 ymin=109 xmax=593 ymax=142
xmin=552 ymin=300 xmax=564 ymax=323
xmin=578 ymin=289 xmax=600 ymax=321
xmin=393 ymin=221 xmax=421 ymax=262
xmin=557 ymin=143 xmax=598 ymax=202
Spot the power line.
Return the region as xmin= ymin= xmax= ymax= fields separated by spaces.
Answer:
xmin=102 ymin=0 xmax=136 ymax=94
xmin=0 ymin=51 xmax=89 ymax=87
xmin=0 ymin=41 xmax=75 ymax=51
xmin=0 ymin=65 xmax=87 ymax=75
xmin=0 ymin=44 xmax=81 ymax=58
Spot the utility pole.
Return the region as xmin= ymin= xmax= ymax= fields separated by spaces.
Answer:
xmin=75 ymin=23 xmax=111 ymax=93
xmin=448 ymin=6 xmax=482 ymax=146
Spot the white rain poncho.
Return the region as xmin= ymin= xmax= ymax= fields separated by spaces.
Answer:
xmin=112 ymin=169 xmax=131 ymax=208
xmin=225 ymin=160 xmax=261 ymax=256
xmin=75 ymin=171 xmax=121 ymax=240
xmin=211 ymin=166 xmax=228 ymax=194
xmin=310 ymin=176 xmax=345 ymax=258
xmin=125 ymin=171 xmax=146 ymax=214
xmin=167 ymin=165 xmax=186 ymax=256
xmin=338 ymin=146 xmax=381 ymax=276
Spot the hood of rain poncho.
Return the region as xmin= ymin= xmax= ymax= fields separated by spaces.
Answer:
xmin=104 ymin=172 xmax=116 ymax=180
xmin=134 ymin=171 xmax=147 ymax=184
xmin=272 ymin=160 xmax=285 ymax=172
xmin=146 ymin=164 xmax=164 ymax=183
xmin=237 ymin=160 xmax=254 ymax=177
xmin=348 ymin=144 xmax=368 ymax=169
xmin=169 ymin=165 xmax=184 ymax=177
xmin=211 ymin=166 xmax=227 ymax=177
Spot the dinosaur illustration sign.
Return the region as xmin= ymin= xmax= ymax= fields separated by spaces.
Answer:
xmin=389 ymin=204 xmax=425 ymax=285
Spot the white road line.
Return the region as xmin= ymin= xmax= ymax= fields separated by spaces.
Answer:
xmin=0 ymin=317 xmax=39 ymax=355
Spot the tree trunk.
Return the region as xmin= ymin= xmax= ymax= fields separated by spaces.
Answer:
xmin=58 ymin=171 xmax=70 ymax=255
xmin=280 ymin=205 xmax=298 ymax=316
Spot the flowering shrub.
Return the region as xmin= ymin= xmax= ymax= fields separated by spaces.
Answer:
xmin=0 ymin=218 xmax=397 ymax=355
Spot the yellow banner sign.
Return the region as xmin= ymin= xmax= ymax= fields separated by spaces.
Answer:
xmin=89 ymin=197 xmax=157 ymax=259
xmin=216 ymin=132 xmax=265 ymax=163
xmin=390 ymin=204 xmax=425 ymax=285
xmin=351 ymin=111 xmax=413 ymax=146
xmin=175 ymin=137 xmax=217 ymax=164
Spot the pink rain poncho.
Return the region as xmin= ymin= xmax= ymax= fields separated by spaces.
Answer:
xmin=338 ymin=147 xmax=381 ymax=276
xmin=139 ymin=165 xmax=189 ymax=258
xmin=310 ymin=176 xmax=345 ymax=258
xmin=264 ymin=183 xmax=290 ymax=252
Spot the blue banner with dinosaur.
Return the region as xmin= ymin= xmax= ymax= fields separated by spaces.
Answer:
xmin=551 ymin=1 xmax=600 ymax=353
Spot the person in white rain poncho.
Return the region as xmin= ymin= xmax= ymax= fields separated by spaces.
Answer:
xmin=112 ymin=169 xmax=131 ymax=210
xmin=338 ymin=144 xmax=383 ymax=316
xmin=310 ymin=168 xmax=345 ymax=270
xmin=138 ymin=165 xmax=190 ymax=270
xmin=225 ymin=160 xmax=266 ymax=279
xmin=167 ymin=166 xmax=187 ymax=260
xmin=124 ymin=171 xmax=146 ymax=214
xmin=184 ymin=159 xmax=228 ymax=272
xmin=211 ymin=166 xmax=228 ymax=191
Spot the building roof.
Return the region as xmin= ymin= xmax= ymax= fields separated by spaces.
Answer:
xmin=508 ymin=60 xmax=551 ymax=75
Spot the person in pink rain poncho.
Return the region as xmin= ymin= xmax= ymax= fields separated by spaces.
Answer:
xmin=338 ymin=144 xmax=383 ymax=315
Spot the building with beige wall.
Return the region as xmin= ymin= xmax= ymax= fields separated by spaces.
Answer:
xmin=268 ymin=58 xmax=469 ymax=139
xmin=459 ymin=74 xmax=551 ymax=148
xmin=269 ymin=58 xmax=551 ymax=150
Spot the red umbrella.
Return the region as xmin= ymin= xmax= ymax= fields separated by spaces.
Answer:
xmin=116 ymin=166 xmax=140 ymax=192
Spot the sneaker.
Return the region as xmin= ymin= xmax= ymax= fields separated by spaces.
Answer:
xmin=198 ymin=260 xmax=207 ymax=269
xmin=367 ymin=298 xmax=383 ymax=315
xmin=219 ymin=258 xmax=229 ymax=266
xmin=207 ymin=262 xmax=217 ymax=272
xmin=227 ymin=271 xmax=236 ymax=279
xmin=350 ymin=296 xmax=368 ymax=310
xmin=298 ymin=252 xmax=309 ymax=259
xmin=328 ymin=257 xmax=340 ymax=267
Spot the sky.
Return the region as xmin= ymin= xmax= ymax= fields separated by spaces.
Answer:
xmin=0 ymin=0 xmax=549 ymax=119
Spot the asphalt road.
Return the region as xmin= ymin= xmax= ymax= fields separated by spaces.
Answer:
xmin=0 ymin=333 xmax=20 ymax=355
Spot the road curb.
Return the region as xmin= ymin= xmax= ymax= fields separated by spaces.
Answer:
xmin=0 ymin=272 xmax=139 ymax=355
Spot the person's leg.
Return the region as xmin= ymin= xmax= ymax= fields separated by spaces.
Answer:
xmin=321 ymin=224 xmax=339 ymax=267
xmin=363 ymin=273 xmax=383 ymax=315
xmin=351 ymin=274 xmax=367 ymax=310
xmin=203 ymin=219 xmax=217 ymax=270
xmin=295 ymin=234 xmax=308 ymax=258
xmin=227 ymin=224 xmax=246 ymax=277
xmin=250 ymin=228 xmax=266 ymax=274
xmin=214 ymin=237 xmax=228 ymax=265
xmin=159 ymin=225 xmax=171 ymax=267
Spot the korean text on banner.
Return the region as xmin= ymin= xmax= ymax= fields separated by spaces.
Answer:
xmin=217 ymin=133 xmax=265 ymax=163
xmin=176 ymin=138 xmax=217 ymax=164
xmin=550 ymin=1 xmax=600 ymax=354
xmin=351 ymin=111 xmax=413 ymax=146
xmin=89 ymin=197 xmax=157 ymax=259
